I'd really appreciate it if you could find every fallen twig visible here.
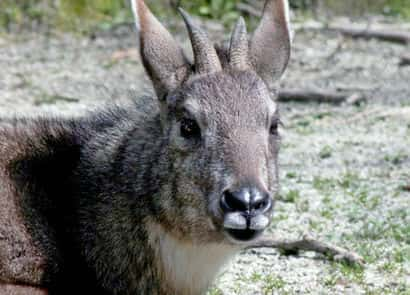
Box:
[278,89,365,105]
[399,54,410,67]
[248,234,365,266]
[329,25,410,45]
[400,185,410,192]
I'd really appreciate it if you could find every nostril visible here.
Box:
[251,193,272,213]
[254,199,266,211]
[221,188,272,213]
[221,190,249,212]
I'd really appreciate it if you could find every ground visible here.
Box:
[0,17,409,295]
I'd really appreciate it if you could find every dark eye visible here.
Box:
[270,119,279,136]
[180,118,201,139]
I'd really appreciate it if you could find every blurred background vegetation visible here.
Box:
[1,0,410,33]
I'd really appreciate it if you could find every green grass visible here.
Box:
[0,0,241,33]
[313,176,337,192]
[262,274,286,294]
[280,189,301,203]
[0,0,133,32]
[207,287,224,295]
[384,0,410,18]
[178,0,240,26]
[319,145,333,159]
[322,261,365,290]
[285,171,297,179]
[384,152,408,165]
[2,0,410,33]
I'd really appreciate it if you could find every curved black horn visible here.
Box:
[229,17,250,70]
[178,8,222,74]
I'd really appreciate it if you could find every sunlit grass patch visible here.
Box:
[262,274,287,295]
[279,189,301,203]
[0,0,134,32]
[318,145,333,159]
[313,176,337,192]
[55,0,132,32]
[207,287,224,295]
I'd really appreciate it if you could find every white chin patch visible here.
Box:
[223,212,247,230]
[249,215,269,231]
[223,213,270,231]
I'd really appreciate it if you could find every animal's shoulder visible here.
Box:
[0,100,156,289]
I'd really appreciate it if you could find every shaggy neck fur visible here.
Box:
[148,222,238,295]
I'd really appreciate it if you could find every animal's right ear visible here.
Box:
[131,0,190,99]
[249,0,291,86]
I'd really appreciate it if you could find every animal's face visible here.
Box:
[164,71,279,243]
[132,0,290,245]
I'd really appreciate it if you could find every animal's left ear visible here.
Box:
[249,0,291,85]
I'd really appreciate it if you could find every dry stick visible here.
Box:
[399,54,410,67]
[248,234,365,266]
[278,89,346,104]
[401,185,410,192]
[277,89,365,104]
[329,25,410,45]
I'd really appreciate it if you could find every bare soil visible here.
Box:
[0,18,409,294]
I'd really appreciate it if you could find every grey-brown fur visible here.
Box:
[0,0,291,294]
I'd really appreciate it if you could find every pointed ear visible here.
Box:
[250,0,291,86]
[131,0,190,98]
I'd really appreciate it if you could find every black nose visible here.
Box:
[221,187,272,214]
